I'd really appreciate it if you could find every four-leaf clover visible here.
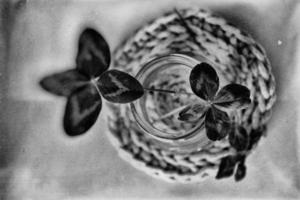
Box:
[178,62,251,141]
[40,28,144,136]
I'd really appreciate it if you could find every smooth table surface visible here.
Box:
[1,0,300,199]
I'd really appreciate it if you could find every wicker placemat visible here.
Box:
[105,8,276,183]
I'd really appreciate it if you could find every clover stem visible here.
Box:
[144,87,206,124]
[143,87,194,96]
[152,104,189,123]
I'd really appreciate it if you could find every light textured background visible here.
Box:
[1,0,300,199]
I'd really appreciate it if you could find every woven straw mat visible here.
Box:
[105,8,276,183]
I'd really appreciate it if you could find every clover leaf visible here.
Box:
[178,63,251,141]
[215,155,237,179]
[40,28,144,136]
[97,70,144,103]
[234,159,247,181]
[76,28,111,78]
[229,126,249,151]
[216,154,247,181]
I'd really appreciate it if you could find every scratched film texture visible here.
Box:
[0,0,300,199]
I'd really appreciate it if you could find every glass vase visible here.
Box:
[131,53,227,153]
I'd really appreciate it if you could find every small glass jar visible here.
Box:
[131,54,224,153]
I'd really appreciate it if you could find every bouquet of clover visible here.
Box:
[40,27,252,181]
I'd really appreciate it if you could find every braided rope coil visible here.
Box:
[105,8,276,183]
